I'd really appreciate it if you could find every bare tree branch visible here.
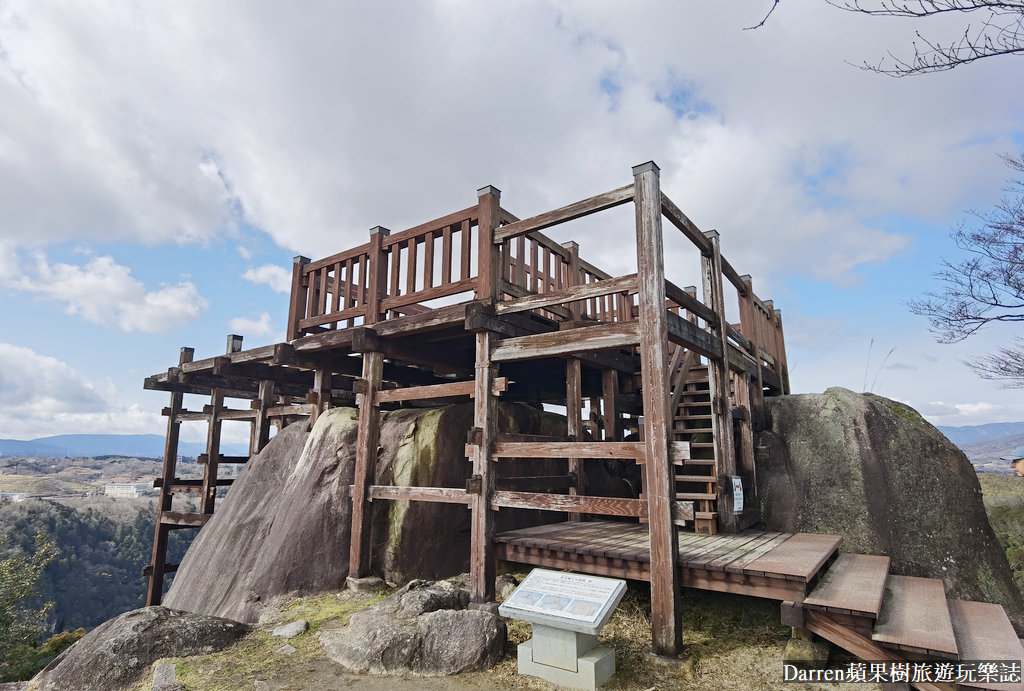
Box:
[745,0,782,30]
[827,0,1024,74]
[910,152,1024,384]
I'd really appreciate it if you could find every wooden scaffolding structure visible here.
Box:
[144,161,791,655]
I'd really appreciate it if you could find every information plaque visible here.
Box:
[499,568,627,636]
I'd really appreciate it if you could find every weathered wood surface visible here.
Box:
[871,575,959,659]
[493,184,633,243]
[947,599,1023,690]
[741,533,841,581]
[803,553,890,617]
[348,350,383,579]
[495,273,637,316]
[490,321,640,362]
[367,485,472,505]
[492,491,648,517]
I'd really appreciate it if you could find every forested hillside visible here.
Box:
[0,498,193,632]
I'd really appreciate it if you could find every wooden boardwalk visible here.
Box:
[495,520,841,602]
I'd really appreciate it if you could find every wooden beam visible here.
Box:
[492,491,647,517]
[566,357,584,522]
[666,311,721,360]
[660,194,711,254]
[665,280,717,325]
[495,273,637,316]
[633,161,682,656]
[159,511,211,528]
[491,321,640,363]
[495,476,576,492]
[373,378,508,403]
[367,485,472,505]
[493,184,633,243]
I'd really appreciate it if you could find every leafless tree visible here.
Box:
[910,153,1024,386]
[748,1,1024,75]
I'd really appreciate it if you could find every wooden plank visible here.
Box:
[871,575,958,659]
[741,533,841,581]
[496,542,651,581]
[492,441,645,460]
[722,532,793,573]
[492,491,647,517]
[803,553,891,617]
[381,277,478,311]
[494,184,633,243]
[382,205,477,249]
[682,531,767,570]
[495,274,638,316]
[947,599,1023,691]
[374,379,474,403]
[368,485,472,505]
[159,511,211,528]
[490,321,640,363]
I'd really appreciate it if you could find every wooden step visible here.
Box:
[674,414,712,421]
[948,599,1023,691]
[676,474,717,483]
[677,458,716,466]
[871,575,958,659]
[803,553,890,618]
[677,492,717,500]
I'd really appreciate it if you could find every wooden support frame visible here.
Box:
[566,358,584,521]
[469,330,498,603]
[348,350,384,581]
[702,230,739,534]
[633,161,682,656]
[146,346,194,606]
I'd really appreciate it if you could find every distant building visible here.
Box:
[0,492,30,502]
[103,482,155,498]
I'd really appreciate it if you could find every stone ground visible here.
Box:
[133,587,881,691]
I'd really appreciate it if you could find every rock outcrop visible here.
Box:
[319,578,506,675]
[756,387,1022,612]
[29,606,248,691]
[163,402,564,623]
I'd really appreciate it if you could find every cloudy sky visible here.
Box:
[1,1,1022,445]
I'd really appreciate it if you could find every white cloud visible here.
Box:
[5,251,208,333]
[241,264,291,294]
[228,311,276,339]
[0,2,1016,288]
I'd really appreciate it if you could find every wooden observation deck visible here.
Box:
[137,160,1024,679]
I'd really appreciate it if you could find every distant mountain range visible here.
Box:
[936,422,1024,447]
[0,434,248,459]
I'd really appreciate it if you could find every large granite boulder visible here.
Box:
[756,387,1022,611]
[163,402,564,623]
[319,578,505,675]
[29,606,248,691]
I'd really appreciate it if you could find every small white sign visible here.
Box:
[498,569,627,635]
[732,476,744,514]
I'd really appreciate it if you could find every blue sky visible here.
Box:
[1,2,1023,446]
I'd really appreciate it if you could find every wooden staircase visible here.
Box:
[791,553,1023,690]
[670,359,720,534]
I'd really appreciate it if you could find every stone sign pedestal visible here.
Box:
[517,624,615,690]
[498,569,627,690]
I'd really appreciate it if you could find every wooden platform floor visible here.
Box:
[495,520,842,602]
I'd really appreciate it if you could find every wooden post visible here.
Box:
[348,348,384,581]
[475,186,501,302]
[566,357,585,521]
[469,330,497,603]
[200,335,239,515]
[601,369,619,442]
[309,367,332,427]
[773,307,791,394]
[701,230,738,534]
[146,346,193,606]
[561,241,582,320]
[739,275,766,429]
[252,379,276,454]
[287,256,310,341]
[632,161,682,656]
[366,227,390,324]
